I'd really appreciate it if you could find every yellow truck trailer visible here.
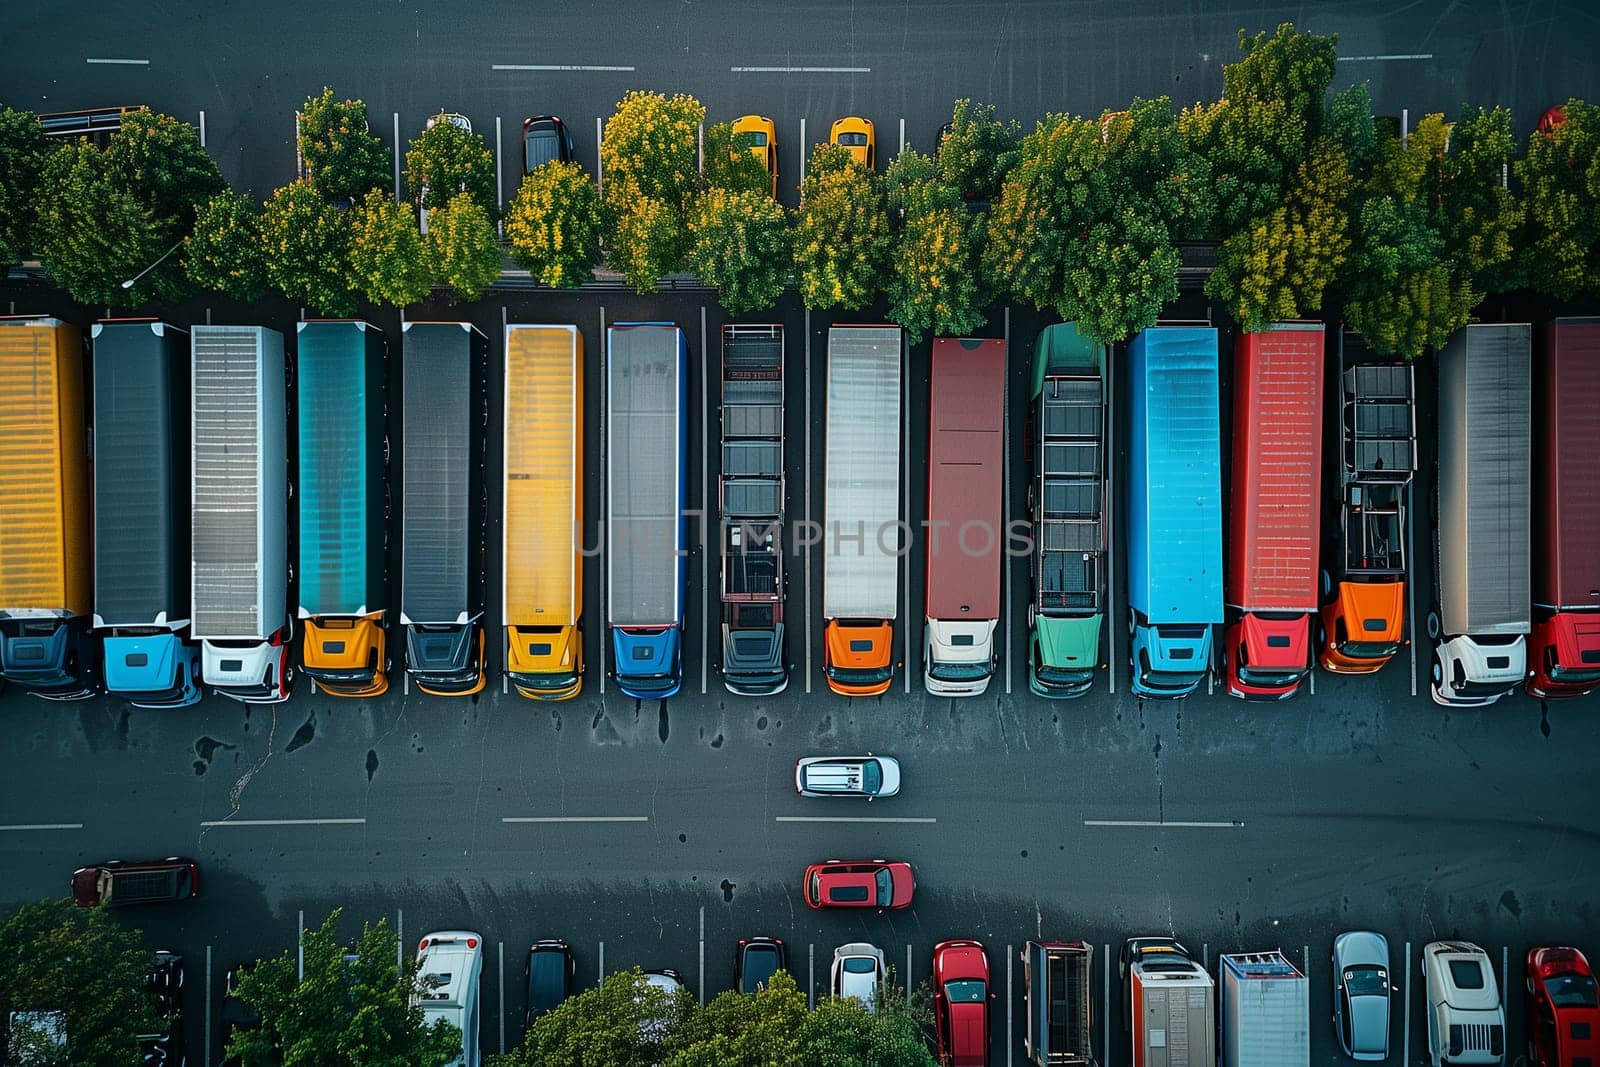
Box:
[503,324,584,699]
[0,316,94,698]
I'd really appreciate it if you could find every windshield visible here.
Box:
[1448,959,1486,989]
[828,664,894,686]
[929,661,992,682]
[1549,664,1600,684]
[843,957,877,974]
[1239,667,1302,687]
[943,979,986,1003]
[1339,639,1400,658]
[1545,972,1598,1008]
[511,671,577,690]
[1036,665,1093,684]
[1344,966,1388,997]
[862,761,882,794]
[875,868,893,906]
[524,130,559,170]
[837,132,868,146]
[745,130,768,146]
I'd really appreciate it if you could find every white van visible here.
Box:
[416,931,483,1067]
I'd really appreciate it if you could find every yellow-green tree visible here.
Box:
[299,88,390,203]
[35,140,165,307]
[884,147,986,342]
[505,160,602,288]
[600,91,705,290]
[187,189,270,302]
[1514,98,1600,300]
[0,106,50,266]
[405,115,496,216]
[689,186,791,315]
[259,178,357,315]
[425,191,501,301]
[702,122,773,197]
[348,188,432,306]
[793,143,889,310]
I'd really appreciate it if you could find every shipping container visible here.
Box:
[1218,951,1309,1067]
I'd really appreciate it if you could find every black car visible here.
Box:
[220,962,262,1065]
[735,936,786,993]
[522,116,575,173]
[141,950,185,1065]
[525,940,576,1024]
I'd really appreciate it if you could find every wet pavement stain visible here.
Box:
[709,734,724,749]
[679,833,687,843]
[1500,889,1522,918]
[756,715,768,730]
[658,705,669,743]
[193,736,235,776]
[365,749,379,782]
[1540,703,1551,737]
[720,879,736,902]
[550,711,562,733]
[284,714,316,753]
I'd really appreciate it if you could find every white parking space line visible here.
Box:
[1006,946,1014,1067]
[598,941,605,983]
[199,110,206,147]
[492,64,636,72]
[1501,945,1509,1012]
[498,942,506,1054]
[902,329,912,695]
[495,116,504,237]
[298,910,305,980]
[1083,819,1242,828]
[775,816,937,824]
[0,823,83,831]
[729,66,871,73]
[397,909,404,974]
[1003,306,1013,695]
[905,944,913,1001]
[1407,481,1418,696]
[392,113,401,201]
[701,305,710,695]
[1101,943,1110,1064]
[699,907,706,1004]
[1107,348,1118,694]
[1337,53,1434,62]
[200,818,365,827]
[804,307,813,693]
[898,118,905,154]
[1404,940,1413,1064]
[808,943,815,1008]
[205,945,213,1066]
[599,305,608,694]
[1203,943,1209,968]
[85,57,149,64]
[502,815,649,823]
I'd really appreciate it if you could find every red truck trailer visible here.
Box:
[1225,323,1324,700]
[923,338,1006,698]
[1528,317,1600,699]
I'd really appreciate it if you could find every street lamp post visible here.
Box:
[120,239,184,290]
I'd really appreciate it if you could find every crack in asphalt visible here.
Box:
[196,704,280,850]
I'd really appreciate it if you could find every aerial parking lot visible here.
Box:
[4,1,1600,1065]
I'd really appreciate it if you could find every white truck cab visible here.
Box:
[1422,941,1505,1065]
[1430,632,1527,707]
[923,620,999,697]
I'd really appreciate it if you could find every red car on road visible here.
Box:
[933,939,991,1066]
[1526,946,1600,1066]
[802,860,914,910]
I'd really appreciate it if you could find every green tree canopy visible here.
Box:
[348,188,432,307]
[661,971,807,1067]
[934,99,1021,201]
[187,188,270,303]
[0,105,51,267]
[406,115,496,216]
[884,147,987,342]
[688,185,791,316]
[492,968,688,1067]
[599,92,705,290]
[1514,97,1600,300]
[259,179,357,315]
[701,122,773,197]
[300,88,391,203]
[425,191,502,301]
[0,898,159,1067]
[35,139,168,307]
[505,160,602,288]
[793,143,889,310]
[106,108,225,229]
[794,990,936,1067]
[225,909,459,1067]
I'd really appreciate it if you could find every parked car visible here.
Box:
[141,949,185,1065]
[1422,940,1505,1066]
[639,969,689,1041]
[732,114,777,197]
[1525,945,1599,1066]
[71,857,198,907]
[735,937,786,993]
[932,940,990,1066]
[803,860,914,910]
[832,943,887,1012]
[522,115,575,173]
[795,754,901,798]
[415,932,483,1067]
[1333,931,1391,1062]
[219,962,261,1065]
[525,940,575,1025]
[830,116,875,169]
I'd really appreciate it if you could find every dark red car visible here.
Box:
[1526,946,1600,1066]
[802,860,914,910]
[933,939,991,1066]
[71,857,198,907]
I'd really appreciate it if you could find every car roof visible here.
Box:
[836,942,884,961]
[1349,993,1388,1054]
[1336,931,1389,969]
[1428,943,1499,1009]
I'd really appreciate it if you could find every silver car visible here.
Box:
[795,755,901,799]
[1333,931,1391,1061]
[831,943,887,1012]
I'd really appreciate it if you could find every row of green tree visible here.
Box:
[0,900,936,1066]
[4,23,1600,352]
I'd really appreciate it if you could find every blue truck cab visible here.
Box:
[1127,325,1223,699]
[100,632,202,707]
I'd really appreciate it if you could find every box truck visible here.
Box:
[925,337,1005,697]
[1428,323,1532,707]
[1218,951,1309,1067]
[1023,940,1096,1065]
[823,325,903,696]
[1121,937,1215,1067]
[191,325,291,703]
[90,320,201,707]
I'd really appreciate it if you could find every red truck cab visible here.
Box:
[1225,612,1311,698]
[1526,946,1600,1066]
[933,940,990,1066]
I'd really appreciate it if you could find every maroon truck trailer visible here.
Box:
[1224,322,1325,700]
[1528,317,1600,699]
[923,337,1006,698]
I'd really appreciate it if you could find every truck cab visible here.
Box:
[203,631,293,704]
[1422,941,1505,1066]
[1429,631,1527,707]
[101,632,201,708]
[302,614,388,697]
[824,621,896,696]
[408,621,486,696]
[506,623,582,700]
[613,627,683,700]
[924,619,999,696]
[1130,618,1212,699]
[0,620,95,699]
[1528,613,1600,699]
[1122,937,1215,1062]
[1029,615,1099,698]
[1225,613,1310,698]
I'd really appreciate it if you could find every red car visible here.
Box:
[1526,946,1600,1066]
[71,857,199,907]
[933,940,990,1066]
[802,860,914,910]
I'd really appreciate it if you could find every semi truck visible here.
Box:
[296,320,389,698]
[823,325,903,697]
[1429,322,1532,707]
[719,324,787,696]
[1027,323,1107,699]
[1218,951,1309,1067]
[0,316,94,699]
[1122,937,1215,1067]
[505,324,585,700]
[400,322,488,696]
[1022,940,1096,1065]
[1317,331,1416,674]
[925,337,1005,697]
[1528,317,1600,699]
[1127,325,1222,699]
[191,325,291,704]
[607,322,686,699]
[1224,323,1324,700]
[90,320,201,708]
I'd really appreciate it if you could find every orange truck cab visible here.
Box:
[824,621,896,697]
[1318,334,1415,675]
[295,321,390,698]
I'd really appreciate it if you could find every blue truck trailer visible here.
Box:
[1127,325,1223,699]
[606,323,688,699]
[91,320,202,707]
